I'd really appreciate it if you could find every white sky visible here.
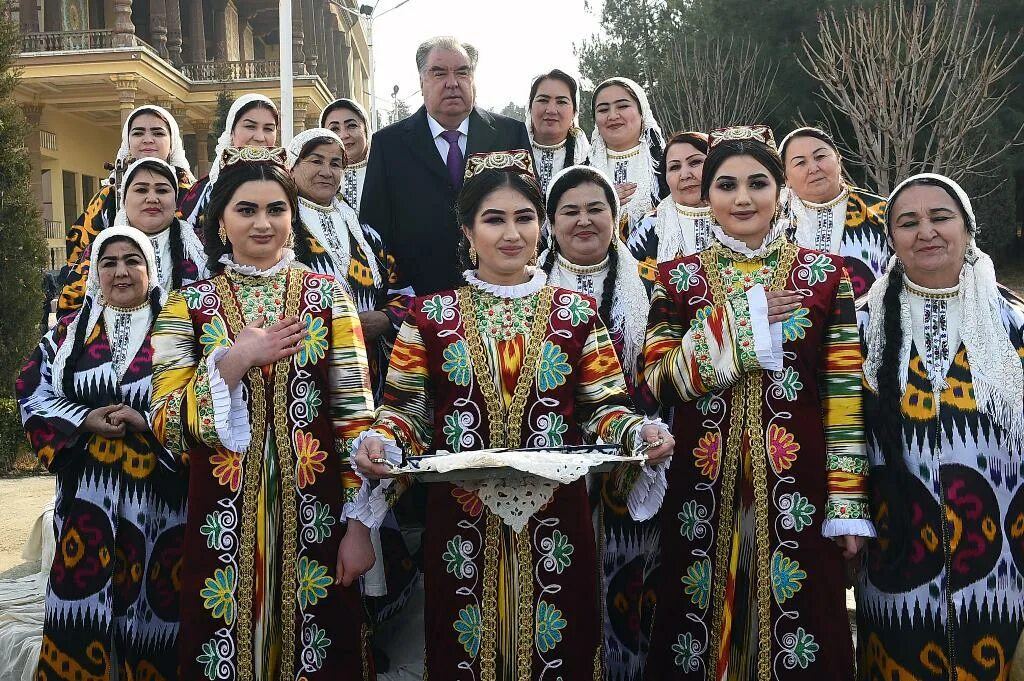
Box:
[367,0,603,119]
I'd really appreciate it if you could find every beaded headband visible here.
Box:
[463,149,536,181]
[221,145,288,169]
[708,125,777,151]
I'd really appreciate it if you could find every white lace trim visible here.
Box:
[101,306,152,381]
[822,518,876,539]
[207,346,251,453]
[219,249,296,277]
[348,430,403,527]
[655,197,711,260]
[710,218,790,259]
[791,186,849,254]
[745,284,783,371]
[463,267,546,298]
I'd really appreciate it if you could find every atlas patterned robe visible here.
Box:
[642,238,869,680]
[366,284,649,680]
[150,267,376,680]
[176,174,212,233]
[855,287,1024,681]
[64,168,194,268]
[788,187,890,298]
[16,312,187,681]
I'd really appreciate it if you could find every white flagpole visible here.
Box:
[279,0,294,145]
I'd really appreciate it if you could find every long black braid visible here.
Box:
[562,133,578,172]
[290,214,315,266]
[168,218,186,290]
[597,243,618,330]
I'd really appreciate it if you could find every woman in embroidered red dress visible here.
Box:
[351,150,674,681]
[641,126,872,680]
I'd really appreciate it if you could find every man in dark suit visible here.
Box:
[360,36,531,295]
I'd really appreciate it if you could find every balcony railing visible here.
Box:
[181,60,280,82]
[39,130,57,152]
[22,29,117,52]
[44,220,64,241]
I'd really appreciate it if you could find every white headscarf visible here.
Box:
[208,94,279,185]
[526,71,591,166]
[50,226,160,397]
[110,104,191,186]
[539,165,649,377]
[286,128,382,288]
[863,173,1023,451]
[319,98,373,135]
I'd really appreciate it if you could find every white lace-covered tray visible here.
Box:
[391,444,648,483]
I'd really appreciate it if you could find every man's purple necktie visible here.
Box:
[441,129,464,189]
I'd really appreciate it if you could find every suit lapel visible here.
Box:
[466,108,498,156]
[402,107,451,186]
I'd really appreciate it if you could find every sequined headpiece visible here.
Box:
[463,149,535,181]
[708,125,777,151]
[221,145,288,169]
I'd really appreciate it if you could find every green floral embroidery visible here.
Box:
[695,392,719,416]
[562,293,596,326]
[798,253,836,286]
[297,556,332,609]
[669,263,695,292]
[442,340,472,387]
[540,413,568,446]
[681,559,712,610]
[196,639,222,680]
[200,566,236,625]
[454,605,482,657]
[772,366,804,401]
[781,493,816,533]
[537,341,571,392]
[672,632,701,671]
[536,600,567,653]
[677,500,710,542]
[422,294,456,324]
[307,501,336,543]
[772,552,807,604]
[300,384,322,421]
[783,627,819,669]
[689,305,715,332]
[782,307,812,342]
[297,313,329,367]
[442,535,472,579]
[182,287,205,310]
[303,623,332,670]
[199,316,231,352]
[443,411,471,450]
[541,530,574,574]
[199,512,224,550]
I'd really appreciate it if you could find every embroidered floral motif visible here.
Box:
[197,638,223,680]
[297,556,332,609]
[779,492,816,533]
[538,412,569,446]
[422,294,457,324]
[536,600,567,653]
[693,431,721,480]
[454,605,482,657]
[540,529,574,574]
[770,366,804,401]
[295,430,328,489]
[210,450,243,492]
[452,487,483,517]
[297,314,328,367]
[772,552,807,604]
[537,341,572,392]
[781,627,819,669]
[443,411,474,451]
[199,512,225,549]
[672,632,701,671]
[689,305,715,332]
[199,316,231,351]
[696,392,720,416]
[473,290,536,340]
[782,307,812,342]
[797,252,836,286]
[681,559,712,610]
[669,263,696,293]
[305,501,336,543]
[182,285,206,310]
[678,500,711,542]
[302,623,332,670]
[442,535,475,579]
[200,566,236,625]
[768,423,800,473]
[442,340,472,386]
[559,292,596,326]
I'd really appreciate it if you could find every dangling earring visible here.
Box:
[218,224,228,245]
[469,245,478,267]
[708,211,720,227]
[285,231,295,249]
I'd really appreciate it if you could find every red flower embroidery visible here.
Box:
[295,430,328,489]
[452,487,483,517]
[211,450,242,492]
[693,432,721,481]
[768,423,800,474]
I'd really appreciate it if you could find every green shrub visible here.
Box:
[0,398,28,473]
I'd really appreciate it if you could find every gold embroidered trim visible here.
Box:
[903,276,960,300]
[480,513,501,681]
[606,143,643,160]
[516,525,534,681]
[347,157,368,170]
[531,137,567,152]
[701,240,797,680]
[214,273,265,681]
[674,202,710,220]
[299,196,335,214]
[555,253,610,276]
[274,269,303,681]
[593,646,603,680]
[360,622,371,680]
[800,184,849,211]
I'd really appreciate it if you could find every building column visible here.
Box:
[189,0,207,62]
[293,98,309,138]
[20,0,39,33]
[337,30,352,97]
[325,25,338,94]
[150,0,169,58]
[22,103,44,216]
[299,0,314,75]
[316,1,328,78]
[166,0,183,65]
[111,74,139,125]
[212,0,227,60]
[113,0,136,47]
[191,119,211,176]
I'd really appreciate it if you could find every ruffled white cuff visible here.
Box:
[345,430,403,528]
[208,347,250,453]
[627,417,672,521]
[746,284,783,371]
[821,518,876,538]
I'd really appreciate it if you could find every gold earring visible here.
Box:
[218,225,228,245]
[469,245,478,266]
[285,231,295,249]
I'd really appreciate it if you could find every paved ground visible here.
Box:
[0,475,53,579]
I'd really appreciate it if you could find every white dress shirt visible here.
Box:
[427,113,469,161]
